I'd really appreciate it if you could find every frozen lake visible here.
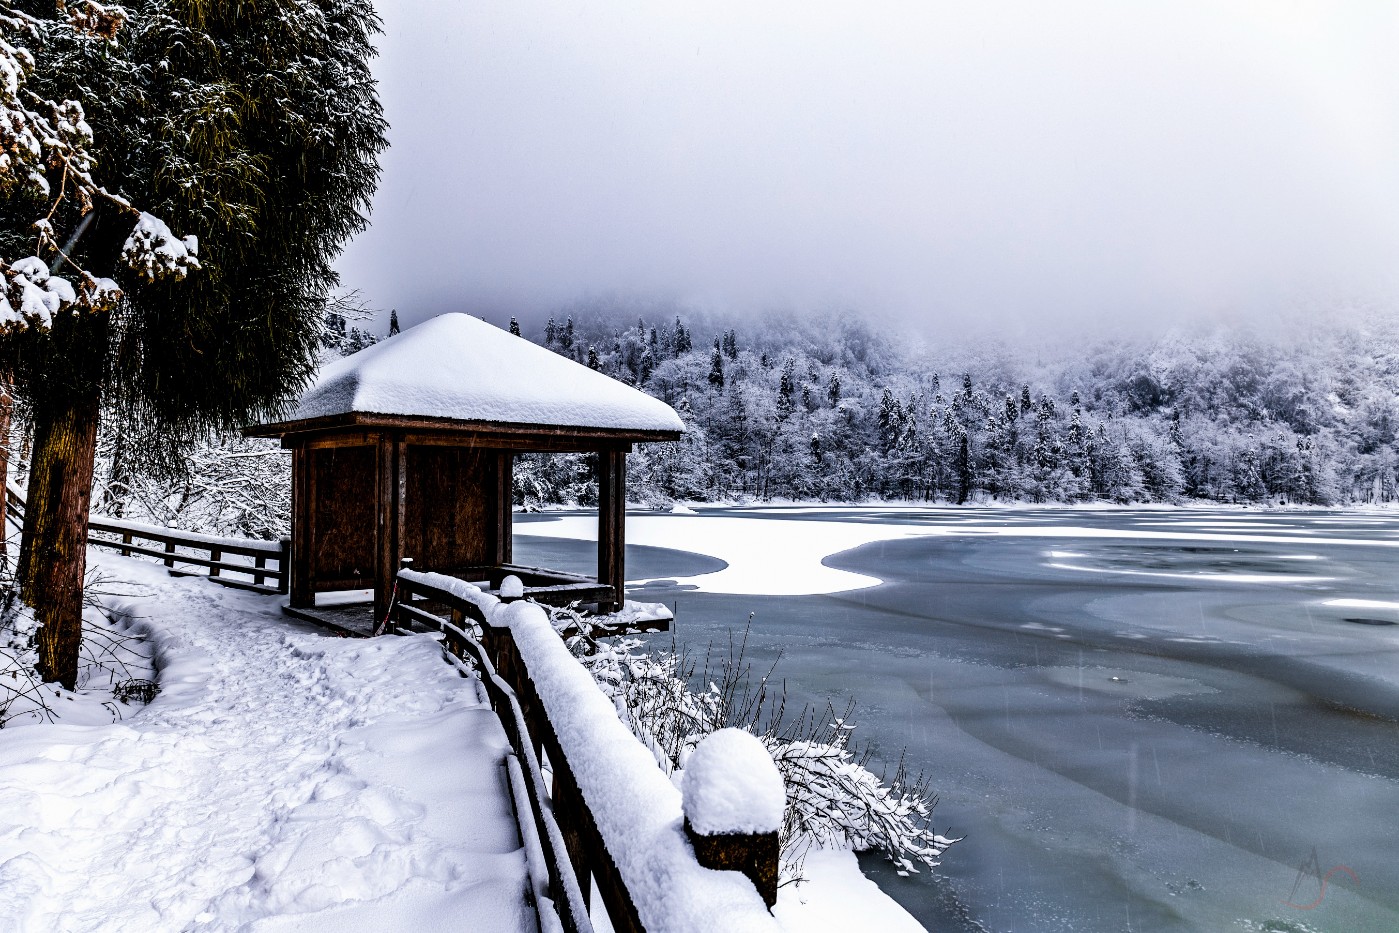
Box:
[516,507,1399,932]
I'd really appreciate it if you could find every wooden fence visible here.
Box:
[4,484,289,594]
[392,571,780,933]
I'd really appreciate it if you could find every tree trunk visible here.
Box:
[19,385,102,689]
[0,373,11,566]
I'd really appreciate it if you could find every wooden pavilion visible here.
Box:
[246,313,684,621]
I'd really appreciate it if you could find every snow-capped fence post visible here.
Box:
[681,728,785,909]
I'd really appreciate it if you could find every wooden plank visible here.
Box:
[245,411,678,445]
[303,432,378,450]
[89,538,268,576]
[86,520,280,557]
[209,547,221,577]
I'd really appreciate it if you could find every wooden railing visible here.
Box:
[392,570,781,933]
[5,483,290,594]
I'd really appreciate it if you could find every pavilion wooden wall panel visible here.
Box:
[309,444,377,591]
[401,445,494,573]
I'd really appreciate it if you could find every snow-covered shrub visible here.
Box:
[547,603,959,883]
[0,569,154,727]
[0,581,45,727]
[94,433,291,540]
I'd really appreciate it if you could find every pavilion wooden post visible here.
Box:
[494,451,513,566]
[374,431,407,622]
[597,448,626,613]
[289,442,314,608]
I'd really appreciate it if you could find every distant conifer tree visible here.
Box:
[708,340,725,389]
[509,316,521,337]
[545,317,558,345]
[777,359,797,419]
[587,345,600,369]
[956,430,972,504]
[672,316,692,355]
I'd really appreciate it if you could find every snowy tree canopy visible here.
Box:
[0,0,386,475]
[0,2,198,333]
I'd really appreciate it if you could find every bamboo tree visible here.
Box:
[1,1,385,687]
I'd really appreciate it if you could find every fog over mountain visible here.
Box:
[336,1,1399,337]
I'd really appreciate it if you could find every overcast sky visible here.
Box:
[334,1,1399,337]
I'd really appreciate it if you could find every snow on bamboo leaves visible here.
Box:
[0,3,198,333]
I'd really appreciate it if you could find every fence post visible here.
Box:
[163,540,176,568]
[254,554,266,586]
[681,729,784,909]
[121,532,132,557]
[277,538,291,594]
[209,547,221,578]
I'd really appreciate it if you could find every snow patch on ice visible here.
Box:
[520,510,1399,597]
[1323,598,1399,612]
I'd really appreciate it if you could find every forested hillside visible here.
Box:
[71,305,1399,539]
[516,306,1399,510]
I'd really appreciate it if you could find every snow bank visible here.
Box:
[772,849,926,933]
[286,313,684,433]
[0,556,531,931]
[682,729,786,836]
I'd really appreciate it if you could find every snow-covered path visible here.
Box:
[0,555,532,932]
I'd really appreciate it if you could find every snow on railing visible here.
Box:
[394,568,783,933]
[5,482,289,593]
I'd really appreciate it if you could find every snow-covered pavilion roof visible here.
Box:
[250,313,684,438]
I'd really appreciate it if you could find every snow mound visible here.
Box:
[682,728,786,836]
[284,313,684,433]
